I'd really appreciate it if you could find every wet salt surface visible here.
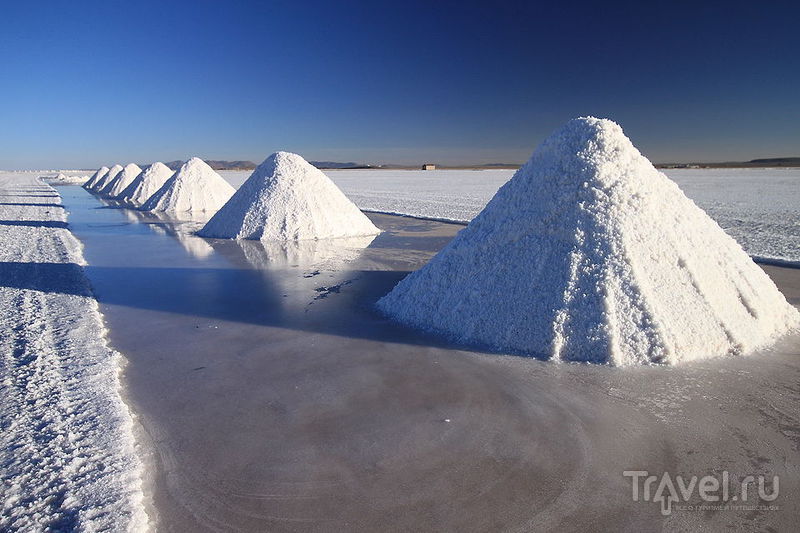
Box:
[59,185,800,531]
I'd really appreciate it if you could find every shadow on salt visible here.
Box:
[206,234,379,310]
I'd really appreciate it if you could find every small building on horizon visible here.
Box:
[422,163,436,170]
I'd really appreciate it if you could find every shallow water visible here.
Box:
[59,185,800,532]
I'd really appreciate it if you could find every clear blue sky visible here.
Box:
[1,0,798,169]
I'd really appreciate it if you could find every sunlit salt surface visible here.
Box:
[224,166,799,263]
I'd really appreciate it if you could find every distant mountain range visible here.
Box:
[160,160,375,171]
[150,156,800,173]
[163,160,257,171]
[308,161,376,169]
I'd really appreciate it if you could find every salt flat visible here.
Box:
[56,184,800,532]
[219,167,800,264]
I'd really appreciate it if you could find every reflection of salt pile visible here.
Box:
[117,162,174,207]
[100,163,142,198]
[84,166,110,190]
[198,151,380,241]
[139,210,216,259]
[378,117,800,366]
[142,157,234,213]
[237,234,377,270]
[232,235,377,308]
[90,164,122,193]
[174,230,215,259]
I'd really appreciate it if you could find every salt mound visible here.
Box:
[99,163,142,198]
[198,151,380,241]
[91,164,123,193]
[84,166,109,190]
[49,173,87,185]
[141,157,234,213]
[117,162,174,207]
[378,117,799,366]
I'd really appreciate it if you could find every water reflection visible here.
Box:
[128,209,216,260]
[236,234,377,270]
[198,235,377,309]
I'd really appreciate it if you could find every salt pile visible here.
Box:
[83,166,109,190]
[91,164,123,193]
[99,163,142,198]
[48,173,87,185]
[378,117,799,365]
[198,151,380,241]
[141,157,234,213]
[117,162,174,207]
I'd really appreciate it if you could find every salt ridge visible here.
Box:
[0,173,148,530]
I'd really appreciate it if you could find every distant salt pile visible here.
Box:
[99,163,142,198]
[117,162,174,207]
[83,166,109,190]
[198,151,380,241]
[48,173,87,185]
[141,157,234,213]
[378,117,799,366]
[91,164,123,193]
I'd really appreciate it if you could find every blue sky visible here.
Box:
[1,0,798,168]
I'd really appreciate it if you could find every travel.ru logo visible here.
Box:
[623,471,779,516]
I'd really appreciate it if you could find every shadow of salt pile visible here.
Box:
[237,235,378,270]
[0,262,91,296]
[0,220,69,229]
[207,235,380,309]
[0,203,64,209]
[79,261,436,346]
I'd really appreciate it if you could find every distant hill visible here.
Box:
[658,157,800,169]
[158,160,376,171]
[309,161,375,169]
[748,157,800,166]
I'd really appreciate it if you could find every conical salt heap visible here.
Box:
[83,166,109,190]
[117,162,174,207]
[377,117,799,365]
[90,163,122,193]
[198,151,380,241]
[142,157,234,213]
[100,163,142,197]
